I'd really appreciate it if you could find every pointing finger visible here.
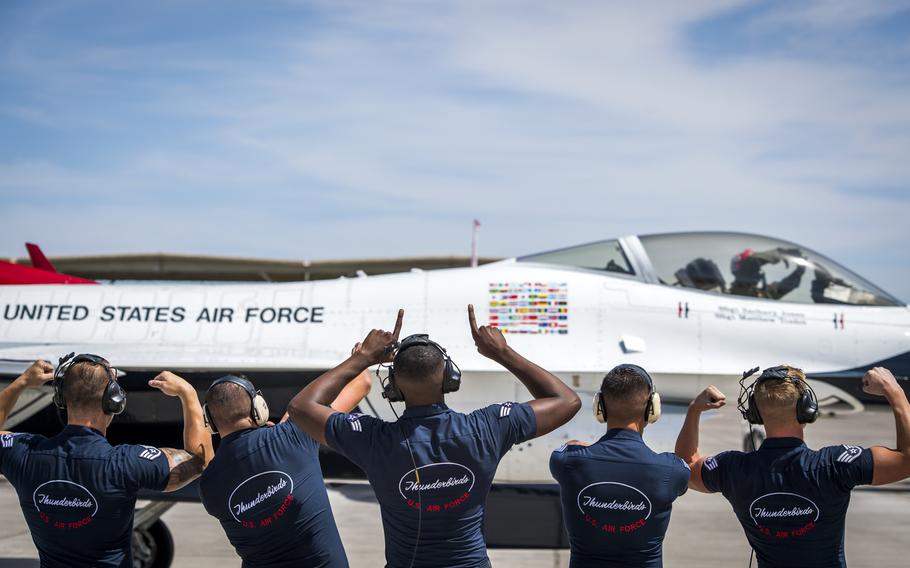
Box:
[468,304,479,335]
[392,309,404,341]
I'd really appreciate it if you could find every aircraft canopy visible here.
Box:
[519,232,902,306]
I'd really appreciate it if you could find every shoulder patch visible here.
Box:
[676,456,691,470]
[346,413,363,432]
[498,402,514,418]
[836,445,863,464]
[554,443,567,453]
[704,456,719,471]
[138,445,162,461]
[1,432,23,448]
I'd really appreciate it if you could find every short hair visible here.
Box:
[754,366,806,420]
[62,361,112,412]
[600,366,651,422]
[394,345,444,383]
[206,382,253,428]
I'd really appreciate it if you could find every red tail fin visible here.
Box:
[26,243,55,272]
[0,243,96,285]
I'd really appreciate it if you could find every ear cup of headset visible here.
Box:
[53,384,66,410]
[441,358,461,394]
[592,393,606,424]
[251,393,270,426]
[796,384,819,424]
[646,392,662,424]
[203,404,218,435]
[102,380,127,415]
[746,393,763,425]
[52,353,75,410]
[382,367,406,403]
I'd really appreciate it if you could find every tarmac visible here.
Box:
[2,404,908,567]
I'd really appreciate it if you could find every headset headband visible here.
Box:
[55,353,115,382]
[745,366,810,395]
[206,374,258,402]
[606,364,654,394]
[394,334,446,360]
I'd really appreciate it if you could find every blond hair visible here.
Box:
[754,365,806,420]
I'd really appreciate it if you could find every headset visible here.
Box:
[53,353,126,416]
[203,374,270,435]
[381,334,461,403]
[737,365,818,425]
[593,364,661,425]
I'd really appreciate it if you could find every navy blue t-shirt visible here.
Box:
[325,402,537,568]
[701,438,874,568]
[0,426,170,568]
[549,429,689,568]
[199,420,348,568]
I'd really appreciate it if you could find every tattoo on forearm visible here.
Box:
[160,448,204,491]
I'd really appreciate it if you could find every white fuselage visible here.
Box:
[2,259,908,481]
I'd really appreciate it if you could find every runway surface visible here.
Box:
[2,404,908,567]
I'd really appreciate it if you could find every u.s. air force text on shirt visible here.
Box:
[701,438,874,568]
[199,420,348,568]
[0,427,169,568]
[549,429,689,568]
[325,402,537,568]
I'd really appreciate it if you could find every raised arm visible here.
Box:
[467,304,580,437]
[288,309,403,445]
[0,360,54,433]
[330,369,373,413]
[148,371,214,492]
[864,367,910,486]
[675,385,726,493]
[279,369,373,423]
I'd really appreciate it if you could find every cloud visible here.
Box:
[0,1,908,300]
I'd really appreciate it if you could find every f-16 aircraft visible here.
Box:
[1,232,907,566]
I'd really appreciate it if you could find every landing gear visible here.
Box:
[132,501,175,568]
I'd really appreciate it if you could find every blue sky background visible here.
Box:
[1,1,908,300]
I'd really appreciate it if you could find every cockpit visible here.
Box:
[517,232,902,306]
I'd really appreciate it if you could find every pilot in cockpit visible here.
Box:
[729,247,806,300]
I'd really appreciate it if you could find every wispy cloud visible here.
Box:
[0,1,908,299]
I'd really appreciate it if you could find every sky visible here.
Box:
[1,1,908,300]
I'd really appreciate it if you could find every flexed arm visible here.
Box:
[467,304,580,436]
[0,360,54,433]
[675,385,726,492]
[288,310,403,445]
[149,371,214,491]
[279,369,373,423]
[864,368,910,486]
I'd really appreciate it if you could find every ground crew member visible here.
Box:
[0,355,212,568]
[288,306,581,568]
[675,365,910,567]
[198,370,371,568]
[550,364,689,567]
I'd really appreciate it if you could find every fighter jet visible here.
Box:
[1,232,907,564]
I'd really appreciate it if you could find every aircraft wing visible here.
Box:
[0,343,343,374]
